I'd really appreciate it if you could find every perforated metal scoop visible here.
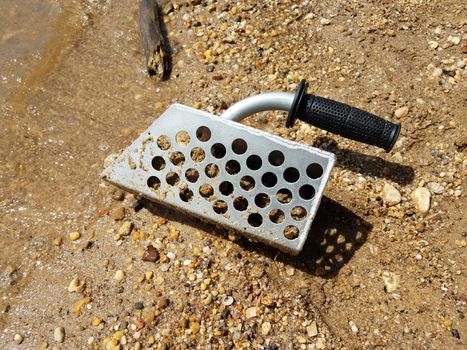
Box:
[102,103,334,254]
[102,80,400,254]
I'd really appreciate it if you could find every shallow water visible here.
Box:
[0,0,88,102]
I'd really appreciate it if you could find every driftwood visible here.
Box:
[139,0,170,79]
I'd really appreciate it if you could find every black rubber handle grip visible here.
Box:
[287,81,401,152]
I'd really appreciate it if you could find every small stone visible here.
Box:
[142,245,159,262]
[190,321,200,334]
[261,321,272,335]
[114,270,125,282]
[54,327,65,343]
[414,222,426,233]
[451,328,460,339]
[320,18,331,25]
[428,182,444,194]
[286,267,295,276]
[143,310,155,324]
[428,40,439,49]
[306,321,318,337]
[335,25,347,33]
[111,189,125,201]
[348,321,359,333]
[394,106,409,118]
[158,297,170,309]
[14,334,23,345]
[118,221,133,237]
[6,264,16,274]
[135,302,144,310]
[382,183,401,206]
[221,295,234,306]
[69,231,81,241]
[432,68,443,77]
[448,36,461,45]
[261,295,276,307]
[72,297,91,316]
[111,207,125,220]
[411,187,431,214]
[135,319,145,329]
[382,271,400,293]
[68,276,85,293]
[245,306,257,318]
[296,335,307,344]
[206,65,215,72]
[53,237,63,246]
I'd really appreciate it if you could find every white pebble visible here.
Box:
[411,187,431,214]
[320,18,331,25]
[167,252,176,260]
[394,106,409,118]
[382,183,401,206]
[348,320,359,333]
[428,41,439,50]
[448,36,461,45]
[261,321,272,335]
[382,271,400,293]
[54,327,65,343]
[221,295,234,306]
[114,270,125,282]
[432,68,443,77]
[245,306,257,318]
[307,321,319,337]
[14,334,23,345]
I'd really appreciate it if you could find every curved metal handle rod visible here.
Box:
[221,92,294,122]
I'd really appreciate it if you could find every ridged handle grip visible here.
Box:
[287,81,401,152]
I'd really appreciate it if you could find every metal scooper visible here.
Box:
[102,80,400,254]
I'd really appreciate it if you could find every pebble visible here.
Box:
[382,271,400,293]
[411,187,431,214]
[245,306,257,318]
[188,321,199,335]
[135,302,144,310]
[261,321,272,335]
[14,334,23,345]
[348,321,359,333]
[428,182,444,194]
[142,245,159,262]
[428,40,439,49]
[382,183,401,206]
[432,68,443,77]
[394,106,409,118]
[307,321,318,337]
[221,295,234,306]
[54,327,65,343]
[117,221,133,237]
[448,36,461,45]
[68,276,84,293]
[206,65,215,72]
[114,270,125,282]
[158,297,170,309]
[320,18,331,25]
[69,231,81,241]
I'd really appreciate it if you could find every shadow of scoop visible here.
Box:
[312,136,415,186]
[294,197,373,278]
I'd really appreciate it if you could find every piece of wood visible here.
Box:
[139,0,169,79]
